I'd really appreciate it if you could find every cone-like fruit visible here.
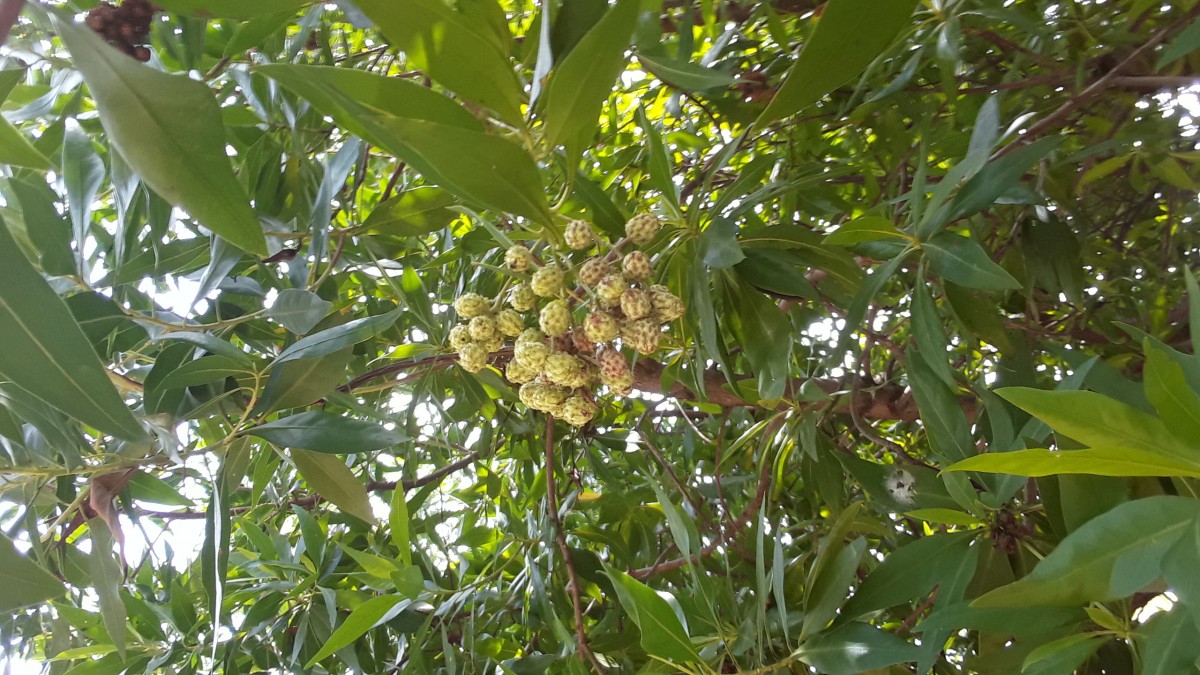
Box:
[622,251,653,282]
[621,288,652,321]
[622,319,660,354]
[584,311,620,343]
[449,325,473,350]
[564,219,593,250]
[539,299,572,336]
[454,292,490,318]
[625,214,660,245]
[481,333,505,353]
[544,353,587,387]
[505,358,538,384]
[469,315,498,342]
[578,258,613,286]
[602,369,634,396]
[516,328,546,346]
[510,283,537,312]
[596,345,629,381]
[458,343,488,372]
[560,395,597,427]
[505,245,534,272]
[496,309,525,337]
[649,285,685,323]
[596,274,627,307]
[571,326,595,354]
[531,264,565,297]
[514,340,551,369]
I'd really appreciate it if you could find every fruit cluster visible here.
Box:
[85,0,156,62]
[448,214,684,427]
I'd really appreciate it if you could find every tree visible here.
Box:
[2,0,1200,672]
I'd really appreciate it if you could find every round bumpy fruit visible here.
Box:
[560,395,597,427]
[539,299,572,336]
[496,309,525,337]
[622,319,661,355]
[531,264,565,297]
[457,343,489,372]
[584,311,620,343]
[544,353,587,387]
[454,292,490,319]
[505,358,538,384]
[625,213,660,245]
[510,283,537,312]
[514,340,550,369]
[602,369,634,396]
[481,333,505,354]
[520,383,569,414]
[516,328,546,346]
[621,288,652,321]
[571,327,595,355]
[596,346,629,380]
[649,285,685,323]
[578,257,613,286]
[448,325,473,350]
[469,315,498,342]
[564,219,593,250]
[505,245,534,272]
[596,274,627,307]
[622,251,653,282]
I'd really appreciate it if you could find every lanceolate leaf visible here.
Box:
[0,533,65,612]
[945,446,1200,478]
[0,116,52,170]
[923,232,1020,290]
[0,220,144,440]
[843,533,974,618]
[52,14,266,255]
[606,569,701,663]
[289,449,376,522]
[794,623,919,675]
[305,595,408,666]
[757,0,920,125]
[274,309,400,364]
[248,410,409,453]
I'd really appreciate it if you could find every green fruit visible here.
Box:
[620,288,652,320]
[622,251,653,281]
[622,318,660,355]
[625,213,660,245]
[506,244,534,272]
[516,328,546,346]
[601,369,634,397]
[539,299,572,336]
[448,325,473,350]
[564,219,593,250]
[458,343,489,372]
[544,353,587,387]
[596,345,629,380]
[469,315,498,341]
[510,283,537,312]
[514,340,550,369]
[578,257,613,286]
[559,394,597,427]
[454,292,491,318]
[505,358,538,384]
[649,285,685,323]
[584,311,620,343]
[497,309,525,337]
[531,264,565,297]
[596,274,627,307]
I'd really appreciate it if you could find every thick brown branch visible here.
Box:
[0,0,25,47]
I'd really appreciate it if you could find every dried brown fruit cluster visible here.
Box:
[85,0,157,62]
[448,214,684,427]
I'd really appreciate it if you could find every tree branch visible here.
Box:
[0,0,25,47]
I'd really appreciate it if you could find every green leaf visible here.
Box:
[916,603,1086,636]
[0,533,65,612]
[89,519,127,657]
[540,0,639,148]
[0,116,52,170]
[390,486,413,567]
[636,106,680,214]
[1021,633,1106,675]
[52,14,266,256]
[363,188,458,237]
[794,623,920,675]
[289,449,376,522]
[757,0,920,125]
[0,220,144,440]
[945,138,1061,224]
[1144,343,1200,444]
[734,249,819,300]
[154,0,311,18]
[802,537,866,636]
[274,309,400,364]
[267,290,333,336]
[973,496,1200,607]
[606,569,701,663]
[911,281,958,388]
[637,52,736,91]
[157,355,249,390]
[1139,606,1200,675]
[945,446,1200,478]
[353,0,524,123]
[154,332,251,365]
[997,387,1200,461]
[305,594,408,667]
[254,64,482,132]
[924,232,1020,290]
[907,351,974,463]
[701,217,745,268]
[1163,518,1200,633]
[249,410,408,453]
[823,217,908,245]
[843,533,974,618]
[725,277,792,401]
[255,349,353,414]
[126,471,194,507]
[1157,16,1200,68]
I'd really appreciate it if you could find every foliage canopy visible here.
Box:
[3,0,1200,673]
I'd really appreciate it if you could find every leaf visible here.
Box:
[305,594,409,666]
[1139,606,1200,675]
[156,355,247,390]
[390,486,413,567]
[153,331,251,365]
[289,449,376,522]
[911,281,958,388]
[154,0,311,18]
[916,603,1086,636]
[0,116,52,169]
[606,569,701,663]
[945,137,1061,224]
[254,64,482,132]
[997,387,1200,461]
[973,496,1200,607]
[63,124,104,270]
[540,0,639,148]
[757,0,920,125]
[945,446,1200,478]
[268,289,333,336]
[907,351,974,463]
[255,349,353,414]
[1157,16,1200,68]
[89,519,127,657]
[1144,343,1200,444]
[0,533,65,612]
[52,14,266,255]
[1021,633,1106,675]
[249,410,409,453]
[823,216,908,245]
[1163,518,1200,632]
[924,232,1020,290]
[793,623,920,675]
[0,219,144,440]
[701,217,745,268]
[637,52,736,91]
[725,277,792,401]
[363,188,458,237]
[734,249,819,300]
[353,0,524,123]
[802,537,865,636]
[126,471,193,507]
[274,309,399,364]
[636,106,680,213]
[843,533,974,618]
